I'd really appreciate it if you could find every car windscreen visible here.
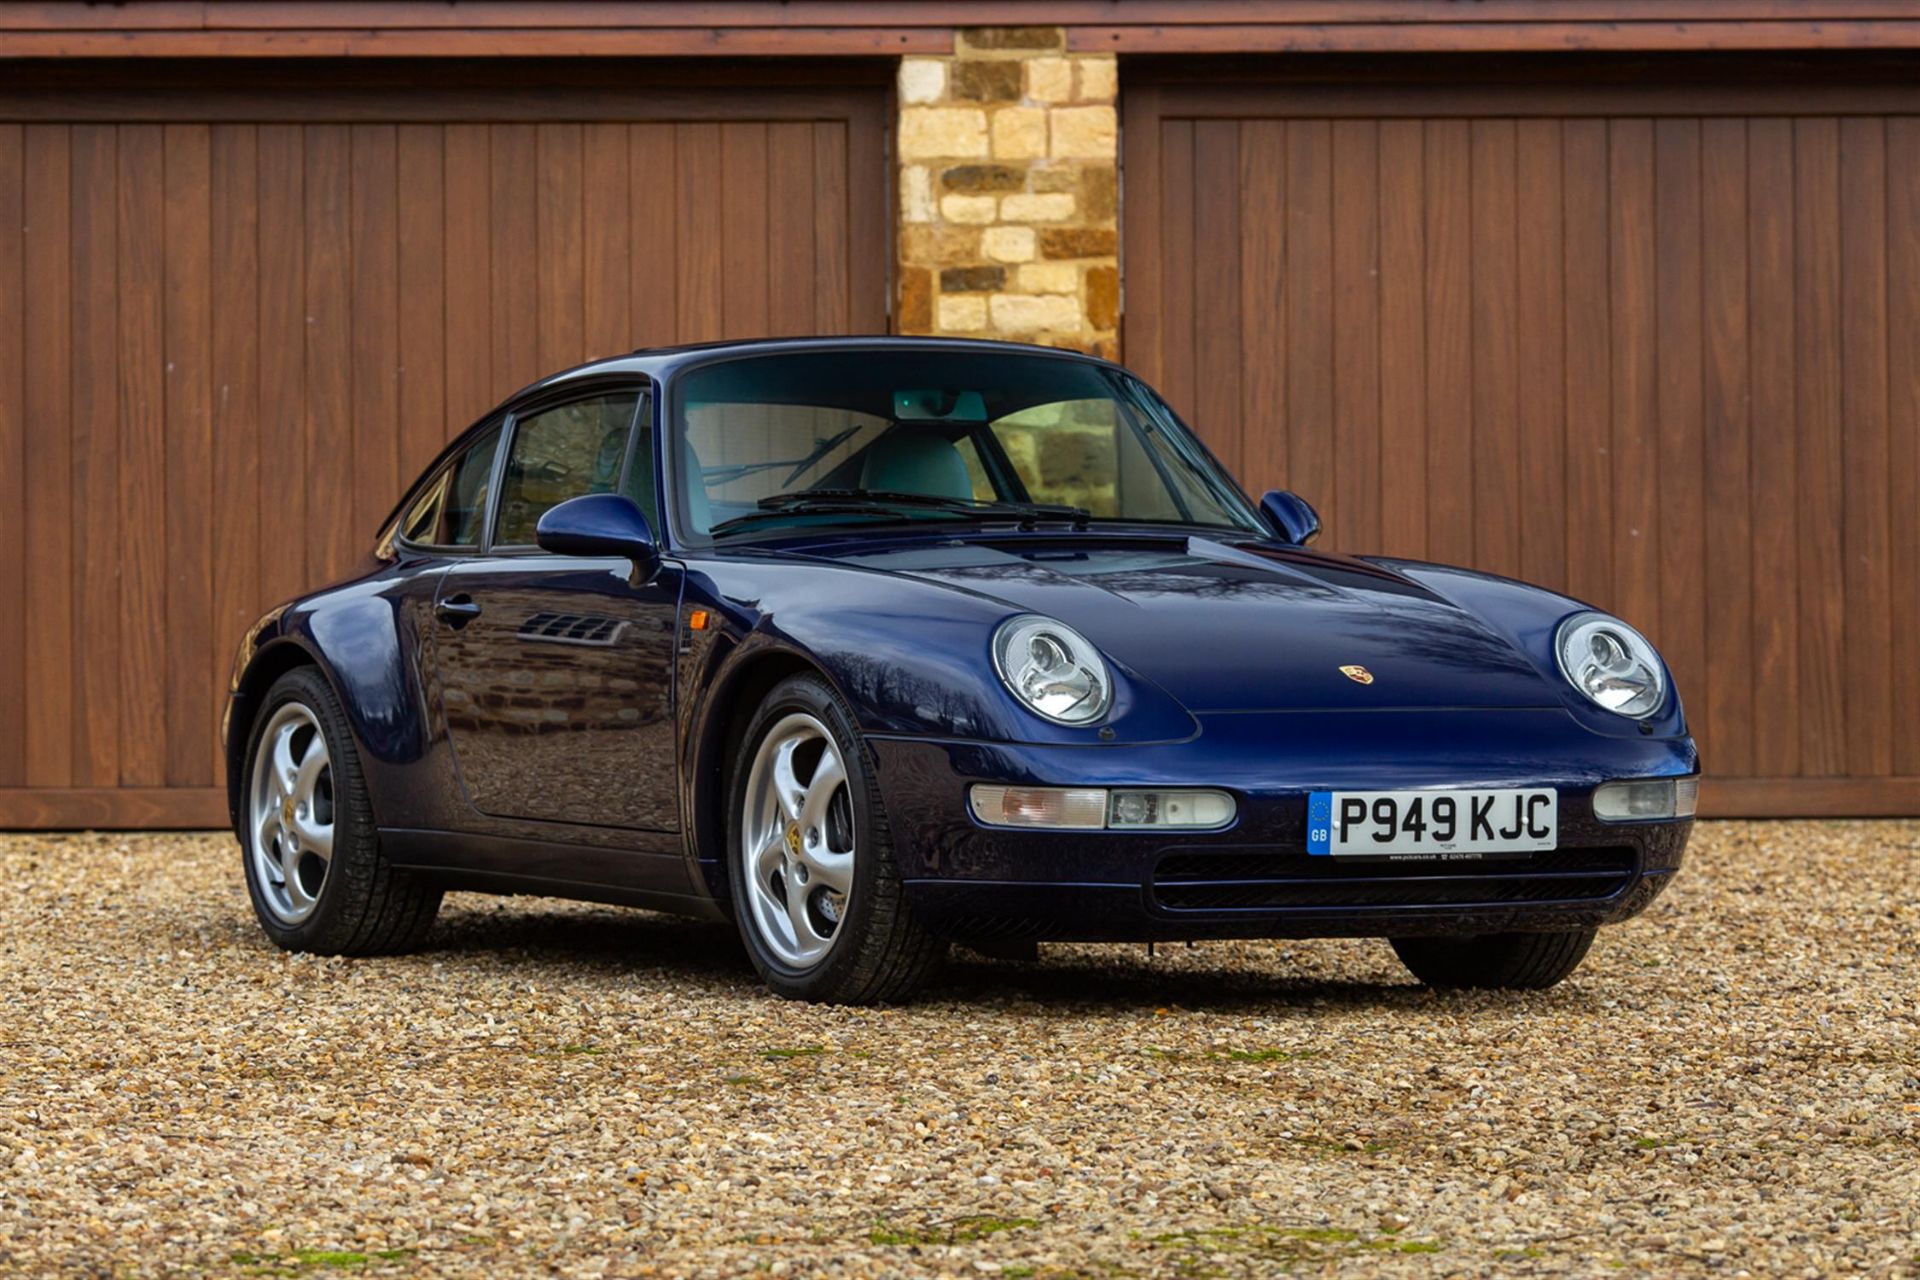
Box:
[669,350,1265,543]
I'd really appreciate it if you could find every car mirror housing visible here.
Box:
[536,493,661,579]
[1259,490,1321,545]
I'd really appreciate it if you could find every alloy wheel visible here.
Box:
[739,712,856,968]
[248,702,336,925]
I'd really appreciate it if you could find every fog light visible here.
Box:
[1108,789,1236,830]
[969,785,1107,829]
[1593,777,1699,822]
[969,785,1237,830]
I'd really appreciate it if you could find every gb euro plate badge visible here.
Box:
[1307,788,1557,859]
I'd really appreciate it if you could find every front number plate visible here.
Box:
[1307,789,1557,859]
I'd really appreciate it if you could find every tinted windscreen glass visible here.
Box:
[672,351,1262,540]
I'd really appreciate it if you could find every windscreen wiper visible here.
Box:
[708,489,1091,536]
[697,425,866,487]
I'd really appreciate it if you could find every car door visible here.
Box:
[430,384,684,833]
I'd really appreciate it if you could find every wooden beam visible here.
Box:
[1072,21,1920,54]
[1697,778,1920,819]
[0,787,229,830]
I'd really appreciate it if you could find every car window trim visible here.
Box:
[389,416,507,558]
[481,377,655,555]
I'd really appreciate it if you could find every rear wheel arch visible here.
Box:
[227,640,329,832]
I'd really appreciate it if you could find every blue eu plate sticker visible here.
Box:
[1307,792,1332,856]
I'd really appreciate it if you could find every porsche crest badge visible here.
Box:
[1339,664,1375,685]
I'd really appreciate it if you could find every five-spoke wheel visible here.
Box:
[248,702,335,924]
[239,666,442,954]
[729,674,945,1003]
[740,712,857,967]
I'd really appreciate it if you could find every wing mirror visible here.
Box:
[536,493,661,580]
[1259,490,1322,545]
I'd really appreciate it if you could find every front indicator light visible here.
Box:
[969,785,1237,831]
[1593,777,1699,822]
[970,785,1107,829]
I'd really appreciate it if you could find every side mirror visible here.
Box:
[536,493,661,579]
[1259,490,1321,545]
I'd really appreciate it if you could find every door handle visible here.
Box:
[436,595,482,628]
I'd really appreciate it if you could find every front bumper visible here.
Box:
[867,709,1695,944]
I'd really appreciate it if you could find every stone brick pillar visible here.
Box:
[895,27,1119,359]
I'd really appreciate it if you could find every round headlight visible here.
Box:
[992,615,1112,726]
[1555,612,1666,718]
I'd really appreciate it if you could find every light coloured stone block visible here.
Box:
[898,58,947,105]
[899,165,933,224]
[990,292,1081,332]
[939,193,999,225]
[1000,192,1076,223]
[1017,261,1080,294]
[983,225,1038,263]
[1050,105,1117,159]
[1026,57,1073,103]
[900,107,989,160]
[938,294,988,332]
[991,107,1047,160]
[1077,57,1117,102]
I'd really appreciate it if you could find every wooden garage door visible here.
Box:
[1125,73,1920,817]
[0,67,887,828]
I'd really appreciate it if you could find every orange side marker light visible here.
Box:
[688,609,713,631]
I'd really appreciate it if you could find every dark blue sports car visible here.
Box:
[225,337,1697,1003]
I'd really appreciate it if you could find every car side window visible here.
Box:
[494,392,642,546]
[442,423,503,547]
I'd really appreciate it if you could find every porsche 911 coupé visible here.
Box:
[226,337,1697,1003]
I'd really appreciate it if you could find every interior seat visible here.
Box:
[859,429,973,501]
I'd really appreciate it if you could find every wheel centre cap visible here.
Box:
[281,795,296,826]
[783,822,803,858]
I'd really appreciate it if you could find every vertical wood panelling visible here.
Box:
[1653,119,1706,758]
[350,124,400,552]
[162,124,212,787]
[629,124,678,349]
[209,124,259,780]
[70,124,120,787]
[23,125,72,787]
[1514,120,1565,594]
[1193,120,1242,479]
[1284,120,1334,535]
[1237,120,1286,498]
[1890,120,1920,778]
[1423,120,1472,568]
[1793,119,1847,776]
[1747,118,1800,776]
[1838,117,1892,778]
[396,124,446,476]
[1330,120,1380,551]
[116,124,166,787]
[1700,118,1753,779]
[581,123,630,361]
[0,90,889,824]
[535,123,585,376]
[1469,120,1520,579]
[1376,120,1425,561]
[1561,119,1614,612]
[256,125,307,610]
[1126,89,1920,808]
[0,126,23,787]
[1608,120,1659,637]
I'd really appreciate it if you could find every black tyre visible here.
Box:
[1390,927,1597,990]
[727,673,945,1003]
[240,666,442,955]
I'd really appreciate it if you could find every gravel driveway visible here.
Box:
[1,822,1915,1277]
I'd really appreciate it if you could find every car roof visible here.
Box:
[503,334,1128,405]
